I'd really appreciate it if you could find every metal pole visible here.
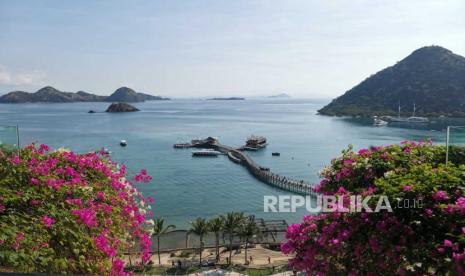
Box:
[16,124,20,156]
[445,126,450,165]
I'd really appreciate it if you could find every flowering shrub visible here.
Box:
[0,144,153,275]
[282,141,465,274]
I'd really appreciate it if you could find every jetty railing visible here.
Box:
[227,149,317,196]
[187,139,318,196]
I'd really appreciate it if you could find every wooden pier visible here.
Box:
[182,137,318,196]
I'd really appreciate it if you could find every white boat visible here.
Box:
[407,103,429,123]
[373,116,388,126]
[384,102,428,123]
[386,116,408,122]
[120,140,127,147]
[384,101,408,122]
[407,116,429,123]
[192,149,222,157]
[101,147,111,155]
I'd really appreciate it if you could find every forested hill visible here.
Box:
[318,46,465,117]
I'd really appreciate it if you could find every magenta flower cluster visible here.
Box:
[282,141,465,274]
[0,144,155,275]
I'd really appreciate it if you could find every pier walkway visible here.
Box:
[189,138,318,196]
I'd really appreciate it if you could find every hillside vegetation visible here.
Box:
[319,46,465,117]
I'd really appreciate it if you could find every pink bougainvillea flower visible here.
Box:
[444,239,453,247]
[425,209,433,217]
[39,144,50,153]
[402,185,413,191]
[282,141,465,275]
[12,232,25,251]
[111,258,125,276]
[72,208,98,228]
[30,178,40,185]
[97,191,106,200]
[433,190,449,201]
[1,143,154,274]
[281,241,293,254]
[140,232,152,263]
[42,215,55,228]
[12,155,21,164]
[135,169,153,183]
[65,198,83,206]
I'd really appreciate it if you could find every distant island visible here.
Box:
[0,86,170,103]
[105,102,139,112]
[208,97,245,100]
[268,93,291,98]
[318,46,465,117]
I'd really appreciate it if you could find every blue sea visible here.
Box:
[1,99,464,228]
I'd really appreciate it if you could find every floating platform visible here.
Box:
[192,149,222,157]
[242,144,268,151]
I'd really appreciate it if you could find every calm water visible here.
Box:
[1,99,464,228]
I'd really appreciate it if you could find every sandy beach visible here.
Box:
[126,244,291,268]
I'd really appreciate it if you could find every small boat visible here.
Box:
[407,103,429,123]
[272,152,280,156]
[192,149,222,157]
[173,143,192,148]
[373,116,388,126]
[101,147,111,155]
[385,116,408,122]
[387,101,408,122]
[407,116,429,123]
[120,140,127,147]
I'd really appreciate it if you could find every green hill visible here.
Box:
[0,86,106,103]
[0,86,169,103]
[106,87,169,102]
[318,46,465,117]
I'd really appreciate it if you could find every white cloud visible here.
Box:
[0,65,46,86]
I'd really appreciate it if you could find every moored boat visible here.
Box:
[192,149,222,157]
[373,116,388,126]
[173,143,192,148]
[407,116,429,123]
[243,135,268,150]
[407,103,429,123]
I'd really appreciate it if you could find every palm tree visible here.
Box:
[189,217,209,265]
[238,216,259,265]
[153,218,176,266]
[221,212,245,265]
[208,217,224,261]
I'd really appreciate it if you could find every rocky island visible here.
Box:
[0,86,169,103]
[105,87,169,102]
[105,102,140,112]
[318,46,465,117]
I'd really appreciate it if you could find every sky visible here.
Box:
[0,0,464,98]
